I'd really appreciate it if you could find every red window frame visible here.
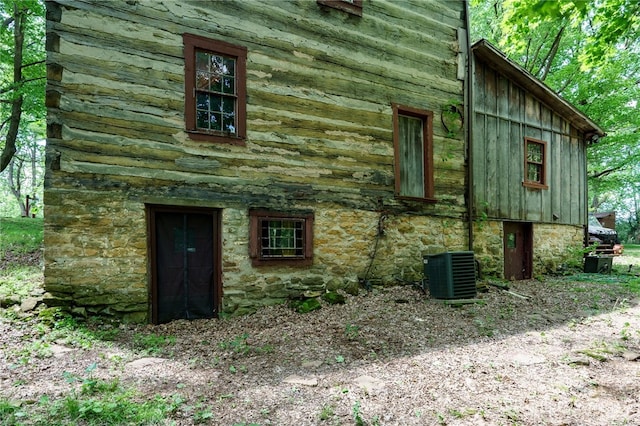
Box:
[392,103,436,202]
[523,137,548,190]
[249,210,314,267]
[183,33,247,145]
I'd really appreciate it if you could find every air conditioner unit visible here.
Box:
[423,251,477,299]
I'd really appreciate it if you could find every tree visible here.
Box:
[500,0,640,71]
[0,0,45,173]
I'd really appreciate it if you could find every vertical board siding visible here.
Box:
[472,59,588,226]
[47,0,467,215]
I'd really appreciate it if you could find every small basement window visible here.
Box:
[249,210,314,266]
[523,137,548,189]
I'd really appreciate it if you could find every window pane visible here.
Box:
[528,163,541,182]
[222,76,235,94]
[223,112,236,133]
[209,112,222,131]
[527,143,542,163]
[196,51,209,71]
[398,114,425,198]
[196,92,209,110]
[196,110,209,129]
[223,58,235,76]
[259,219,304,258]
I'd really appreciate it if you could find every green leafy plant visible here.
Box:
[353,400,365,426]
[344,323,360,340]
[319,404,335,421]
[219,333,251,354]
[133,333,176,355]
[441,101,463,138]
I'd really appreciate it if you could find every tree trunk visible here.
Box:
[0,4,25,173]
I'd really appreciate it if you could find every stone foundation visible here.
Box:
[472,220,585,278]
[44,189,468,321]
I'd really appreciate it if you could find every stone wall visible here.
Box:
[533,223,585,273]
[44,188,469,320]
[472,220,585,278]
[472,220,504,277]
[44,189,149,322]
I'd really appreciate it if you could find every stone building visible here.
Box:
[44,2,605,323]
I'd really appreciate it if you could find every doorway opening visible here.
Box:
[147,205,222,324]
[503,221,533,280]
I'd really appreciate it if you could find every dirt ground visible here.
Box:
[2,256,640,425]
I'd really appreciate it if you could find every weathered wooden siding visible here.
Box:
[472,58,587,226]
[45,0,469,319]
[46,0,467,214]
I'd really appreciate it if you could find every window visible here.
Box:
[392,104,435,201]
[317,0,363,16]
[183,34,247,144]
[523,137,548,189]
[249,210,314,266]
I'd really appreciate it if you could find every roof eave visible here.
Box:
[471,39,606,140]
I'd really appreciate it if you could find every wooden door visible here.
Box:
[148,206,221,324]
[503,222,532,280]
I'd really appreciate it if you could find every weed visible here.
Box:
[335,355,345,363]
[353,400,365,426]
[345,323,360,340]
[218,333,273,356]
[450,408,477,418]
[219,333,251,354]
[319,404,335,421]
[133,333,176,355]
[1,367,180,425]
[473,316,495,337]
[621,322,631,341]
[194,406,215,423]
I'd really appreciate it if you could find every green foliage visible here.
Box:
[290,297,322,313]
[500,0,639,70]
[344,323,360,340]
[322,291,346,305]
[218,333,273,356]
[319,404,335,421]
[218,333,251,354]
[0,371,179,426]
[133,332,176,355]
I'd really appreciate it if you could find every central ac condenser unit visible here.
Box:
[423,251,477,299]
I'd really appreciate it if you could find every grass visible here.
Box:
[0,217,43,255]
[0,217,43,305]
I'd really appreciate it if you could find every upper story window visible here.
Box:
[392,104,435,201]
[183,34,247,145]
[317,0,363,16]
[249,210,314,266]
[523,137,548,189]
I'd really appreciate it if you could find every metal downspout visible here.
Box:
[463,0,474,252]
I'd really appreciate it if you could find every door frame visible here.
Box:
[146,204,222,324]
[503,221,533,280]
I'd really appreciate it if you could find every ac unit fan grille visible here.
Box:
[424,251,477,299]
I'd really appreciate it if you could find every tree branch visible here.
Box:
[21,59,46,69]
[538,26,565,81]
[590,165,626,179]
